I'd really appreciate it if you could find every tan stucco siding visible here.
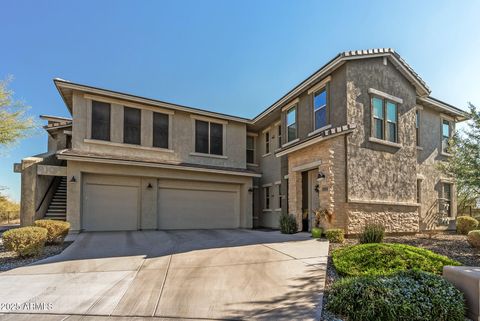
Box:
[71,93,248,169]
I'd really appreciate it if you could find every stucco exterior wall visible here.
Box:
[71,93,248,169]
[66,160,253,232]
[343,57,420,234]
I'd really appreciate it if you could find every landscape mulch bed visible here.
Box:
[321,232,480,321]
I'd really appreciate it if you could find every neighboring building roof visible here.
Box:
[56,149,262,177]
[53,48,468,124]
[54,78,252,124]
[43,120,72,131]
[39,115,72,122]
[418,96,470,121]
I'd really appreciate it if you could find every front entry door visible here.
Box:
[301,169,320,231]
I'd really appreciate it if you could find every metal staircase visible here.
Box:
[44,176,67,221]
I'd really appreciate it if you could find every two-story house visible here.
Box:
[15,48,469,234]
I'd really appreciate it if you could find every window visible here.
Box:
[313,87,328,130]
[277,125,282,148]
[416,179,422,203]
[153,112,169,149]
[265,131,270,154]
[123,107,141,145]
[264,186,271,209]
[195,120,223,155]
[442,183,452,217]
[442,119,451,153]
[371,96,397,143]
[277,184,282,209]
[246,136,255,164]
[416,110,420,146]
[91,100,111,141]
[386,102,397,142]
[372,97,384,139]
[287,107,297,142]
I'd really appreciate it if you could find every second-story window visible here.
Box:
[442,119,452,153]
[277,125,282,148]
[264,186,271,210]
[265,131,270,154]
[91,100,111,141]
[195,120,223,155]
[314,87,327,130]
[371,96,397,143]
[153,112,169,149]
[124,107,141,145]
[287,106,297,142]
[246,136,255,164]
[416,110,421,146]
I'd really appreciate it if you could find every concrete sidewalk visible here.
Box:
[0,230,328,320]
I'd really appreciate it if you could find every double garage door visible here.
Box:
[82,175,240,231]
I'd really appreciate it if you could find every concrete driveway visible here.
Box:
[0,230,328,321]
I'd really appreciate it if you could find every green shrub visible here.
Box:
[34,220,70,244]
[333,243,460,277]
[279,213,297,234]
[325,229,344,243]
[359,222,385,244]
[456,215,478,235]
[2,226,47,257]
[311,227,322,238]
[467,230,480,248]
[326,270,465,321]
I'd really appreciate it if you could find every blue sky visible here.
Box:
[1,0,479,201]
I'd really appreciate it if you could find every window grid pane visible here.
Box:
[195,120,209,153]
[287,107,297,142]
[153,112,169,148]
[210,123,223,155]
[124,107,141,145]
[91,100,111,141]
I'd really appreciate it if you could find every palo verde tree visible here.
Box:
[0,76,35,147]
[440,103,480,213]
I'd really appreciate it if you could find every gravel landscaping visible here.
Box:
[0,231,71,272]
[321,232,480,321]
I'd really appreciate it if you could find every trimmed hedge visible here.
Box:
[456,216,478,235]
[326,270,465,321]
[34,219,70,244]
[311,227,322,238]
[325,229,344,243]
[279,213,297,234]
[467,230,480,248]
[332,243,460,277]
[2,226,47,257]
[359,222,385,244]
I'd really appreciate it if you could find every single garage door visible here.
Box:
[157,179,240,229]
[83,175,140,231]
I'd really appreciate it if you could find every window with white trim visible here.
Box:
[264,186,271,210]
[371,96,397,143]
[442,119,452,153]
[265,131,270,154]
[246,136,255,164]
[313,86,328,130]
[286,106,297,142]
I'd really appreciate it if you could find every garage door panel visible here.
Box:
[83,179,140,231]
[158,184,240,229]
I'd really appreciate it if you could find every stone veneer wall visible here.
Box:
[287,135,347,231]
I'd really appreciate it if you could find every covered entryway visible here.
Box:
[157,179,240,229]
[82,174,140,231]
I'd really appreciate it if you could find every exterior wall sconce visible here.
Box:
[69,176,76,183]
[147,183,153,189]
[317,171,326,180]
